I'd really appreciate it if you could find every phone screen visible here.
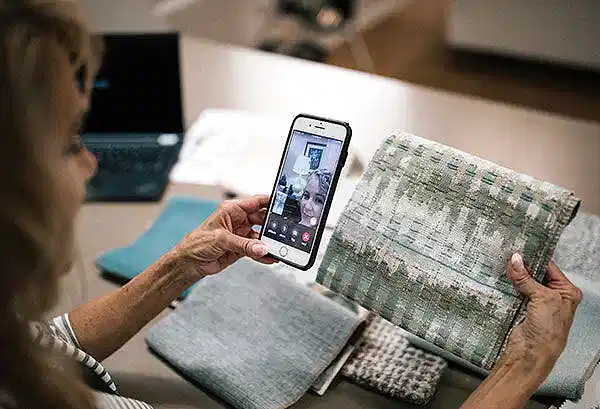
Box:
[263,129,344,253]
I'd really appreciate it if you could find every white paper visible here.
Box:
[171,109,359,198]
[171,109,292,196]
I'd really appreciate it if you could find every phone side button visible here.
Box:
[279,246,288,257]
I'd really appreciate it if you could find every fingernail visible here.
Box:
[252,243,269,257]
[511,253,525,275]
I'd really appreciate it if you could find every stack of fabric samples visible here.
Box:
[143,259,451,409]
[95,195,451,407]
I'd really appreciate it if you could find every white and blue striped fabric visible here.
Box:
[26,314,153,409]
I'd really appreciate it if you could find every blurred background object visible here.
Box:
[79,0,599,122]
[253,0,376,69]
[277,0,354,32]
[329,0,600,122]
[447,0,600,71]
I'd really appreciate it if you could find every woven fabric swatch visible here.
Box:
[342,315,447,405]
[317,131,580,370]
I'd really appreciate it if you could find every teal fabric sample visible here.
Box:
[317,132,580,371]
[96,195,219,298]
[146,258,362,409]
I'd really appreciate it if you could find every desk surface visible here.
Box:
[179,38,600,214]
[64,40,599,408]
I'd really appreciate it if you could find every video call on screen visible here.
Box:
[264,130,343,253]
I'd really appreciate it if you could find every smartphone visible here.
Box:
[260,114,352,270]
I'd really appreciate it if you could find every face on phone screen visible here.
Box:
[263,129,344,253]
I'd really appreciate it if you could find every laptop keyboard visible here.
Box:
[93,146,171,176]
[84,134,183,201]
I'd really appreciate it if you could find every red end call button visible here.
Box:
[302,232,311,242]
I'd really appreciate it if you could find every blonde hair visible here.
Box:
[0,1,100,408]
[307,169,333,195]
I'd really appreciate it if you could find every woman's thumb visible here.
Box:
[508,253,542,298]
[223,231,269,259]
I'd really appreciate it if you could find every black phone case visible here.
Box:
[259,113,353,270]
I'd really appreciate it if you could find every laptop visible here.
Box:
[82,33,184,202]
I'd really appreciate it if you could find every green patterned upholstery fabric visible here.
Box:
[317,132,580,370]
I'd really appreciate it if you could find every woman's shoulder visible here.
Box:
[0,391,154,409]
[28,316,153,409]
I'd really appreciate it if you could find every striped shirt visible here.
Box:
[23,314,153,409]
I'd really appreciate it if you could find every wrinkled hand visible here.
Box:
[501,253,582,377]
[170,195,276,278]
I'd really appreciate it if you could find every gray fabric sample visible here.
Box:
[560,362,600,409]
[555,213,600,283]
[537,272,600,400]
[146,258,362,409]
[342,315,447,405]
[317,131,580,371]
[545,213,600,404]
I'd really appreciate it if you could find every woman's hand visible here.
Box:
[170,195,276,278]
[500,253,582,376]
[460,255,582,409]
[69,196,275,361]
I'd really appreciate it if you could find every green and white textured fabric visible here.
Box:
[317,131,580,370]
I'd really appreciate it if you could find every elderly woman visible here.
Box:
[0,2,582,409]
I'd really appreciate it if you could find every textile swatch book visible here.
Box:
[317,132,580,371]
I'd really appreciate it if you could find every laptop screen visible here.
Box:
[82,33,184,135]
